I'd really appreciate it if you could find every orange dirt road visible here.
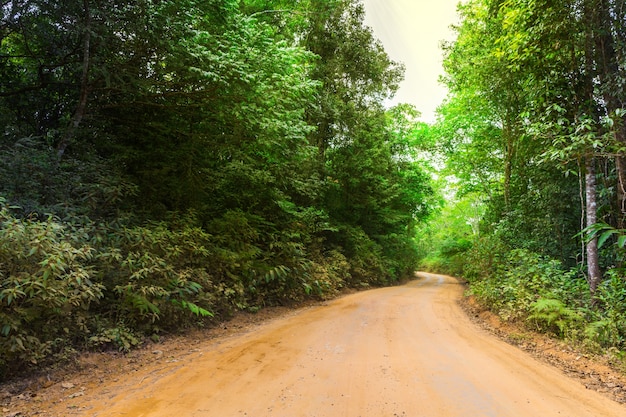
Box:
[77,273,625,416]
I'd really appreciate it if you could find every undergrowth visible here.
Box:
[461,243,626,359]
[0,199,405,381]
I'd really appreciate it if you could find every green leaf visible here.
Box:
[598,230,617,249]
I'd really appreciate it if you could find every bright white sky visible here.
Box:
[362,0,461,122]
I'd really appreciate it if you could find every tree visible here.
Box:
[0,0,439,377]
[438,0,616,289]
[492,0,625,293]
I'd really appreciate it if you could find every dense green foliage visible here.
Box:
[0,0,435,379]
[419,0,626,356]
[15,0,626,381]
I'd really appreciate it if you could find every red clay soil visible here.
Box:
[2,272,626,416]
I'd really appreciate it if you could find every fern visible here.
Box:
[584,320,624,348]
[171,300,213,317]
[527,298,582,337]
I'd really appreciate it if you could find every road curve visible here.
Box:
[82,272,625,417]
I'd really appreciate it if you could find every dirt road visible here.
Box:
[26,273,626,416]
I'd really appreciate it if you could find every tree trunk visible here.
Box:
[585,155,602,295]
[57,0,91,160]
[616,155,626,230]
[503,119,513,212]
[592,0,626,228]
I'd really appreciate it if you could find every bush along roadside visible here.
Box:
[461,244,626,363]
[0,200,414,381]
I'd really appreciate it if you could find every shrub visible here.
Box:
[468,249,581,321]
[461,235,508,283]
[87,323,142,352]
[588,270,626,349]
[0,204,103,376]
[94,219,217,329]
[465,244,626,353]
[584,320,624,349]
[527,298,583,337]
[305,250,351,299]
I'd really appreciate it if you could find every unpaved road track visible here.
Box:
[56,273,626,416]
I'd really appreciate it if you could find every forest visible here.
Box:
[420,0,626,363]
[0,0,436,379]
[2,0,626,381]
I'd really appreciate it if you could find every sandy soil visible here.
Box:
[3,272,626,416]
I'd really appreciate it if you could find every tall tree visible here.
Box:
[442,0,626,293]
[494,0,623,293]
[439,0,618,281]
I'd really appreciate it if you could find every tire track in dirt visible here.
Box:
[23,273,626,416]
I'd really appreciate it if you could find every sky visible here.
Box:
[361,0,461,122]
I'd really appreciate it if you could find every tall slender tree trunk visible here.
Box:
[503,120,513,212]
[57,0,91,160]
[591,0,626,229]
[616,155,626,230]
[579,0,603,297]
[585,155,602,295]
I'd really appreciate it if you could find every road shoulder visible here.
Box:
[459,288,626,404]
